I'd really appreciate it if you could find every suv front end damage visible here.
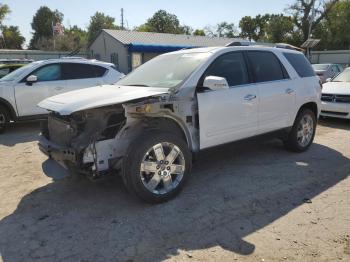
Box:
[39,93,198,179]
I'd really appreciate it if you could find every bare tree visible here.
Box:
[287,0,339,41]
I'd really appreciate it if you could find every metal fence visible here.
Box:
[311,50,350,67]
[0,49,88,61]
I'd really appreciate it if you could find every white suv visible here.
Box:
[38,46,321,203]
[0,58,123,132]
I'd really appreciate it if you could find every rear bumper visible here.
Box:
[320,101,350,119]
[38,135,77,165]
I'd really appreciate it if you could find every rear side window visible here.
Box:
[283,53,315,78]
[247,51,287,83]
[62,63,107,80]
[204,52,249,87]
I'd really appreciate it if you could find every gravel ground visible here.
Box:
[0,118,349,262]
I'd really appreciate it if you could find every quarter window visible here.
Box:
[62,63,107,80]
[247,51,287,83]
[31,64,61,82]
[283,53,315,78]
[204,52,249,87]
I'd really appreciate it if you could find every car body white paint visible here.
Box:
[39,46,321,160]
[320,81,350,119]
[38,85,168,115]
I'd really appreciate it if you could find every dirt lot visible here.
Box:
[0,118,349,262]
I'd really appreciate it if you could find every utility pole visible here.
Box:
[121,8,124,30]
[307,0,316,59]
[308,0,316,39]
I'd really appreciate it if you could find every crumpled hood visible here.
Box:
[38,84,169,115]
[322,82,350,95]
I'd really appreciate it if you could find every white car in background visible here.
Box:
[312,63,343,83]
[321,67,350,119]
[0,58,123,133]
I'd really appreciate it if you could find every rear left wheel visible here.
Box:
[122,132,192,203]
[284,108,316,152]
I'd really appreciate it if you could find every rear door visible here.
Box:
[14,63,66,116]
[62,63,106,92]
[246,51,296,134]
[197,51,259,149]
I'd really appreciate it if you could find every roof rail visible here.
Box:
[225,41,253,47]
[59,56,87,59]
[275,43,304,52]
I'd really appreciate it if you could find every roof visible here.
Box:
[32,57,114,67]
[102,29,242,48]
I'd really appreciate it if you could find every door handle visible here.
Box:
[286,88,295,94]
[55,86,64,91]
[244,94,257,101]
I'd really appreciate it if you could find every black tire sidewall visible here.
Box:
[286,108,317,152]
[0,106,9,133]
[122,131,192,203]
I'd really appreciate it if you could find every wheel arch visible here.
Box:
[0,97,17,120]
[298,102,318,119]
[143,116,194,151]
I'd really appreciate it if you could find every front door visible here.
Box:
[197,51,259,149]
[14,64,66,116]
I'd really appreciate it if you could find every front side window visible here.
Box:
[204,52,249,87]
[0,68,10,78]
[247,51,286,83]
[118,52,211,88]
[31,64,61,82]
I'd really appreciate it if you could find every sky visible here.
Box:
[2,0,294,47]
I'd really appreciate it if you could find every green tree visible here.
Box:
[314,0,350,50]
[29,6,63,49]
[239,16,257,41]
[56,25,88,51]
[265,14,294,43]
[216,22,237,38]
[1,26,25,49]
[0,3,10,27]
[136,10,188,34]
[193,29,206,36]
[87,12,119,44]
[288,0,339,41]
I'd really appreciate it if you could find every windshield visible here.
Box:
[0,62,35,82]
[312,64,330,71]
[118,52,211,88]
[332,69,350,82]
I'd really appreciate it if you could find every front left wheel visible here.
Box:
[122,131,192,203]
[0,105,9,134]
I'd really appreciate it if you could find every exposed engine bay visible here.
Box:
[40,94,199,178]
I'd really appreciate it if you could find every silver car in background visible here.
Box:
[312,63,343,83]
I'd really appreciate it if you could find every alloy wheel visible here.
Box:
[140,142,186,195]
[296,114,314,147]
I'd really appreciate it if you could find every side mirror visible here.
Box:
[203,76,229,91]
[26,75,37,84]
[326,78,332,82]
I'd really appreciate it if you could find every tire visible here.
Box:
[122,131,192,204]
[284,108,317,152]
[0,105,9,134]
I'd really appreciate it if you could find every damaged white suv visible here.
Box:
[38,46,321,203]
